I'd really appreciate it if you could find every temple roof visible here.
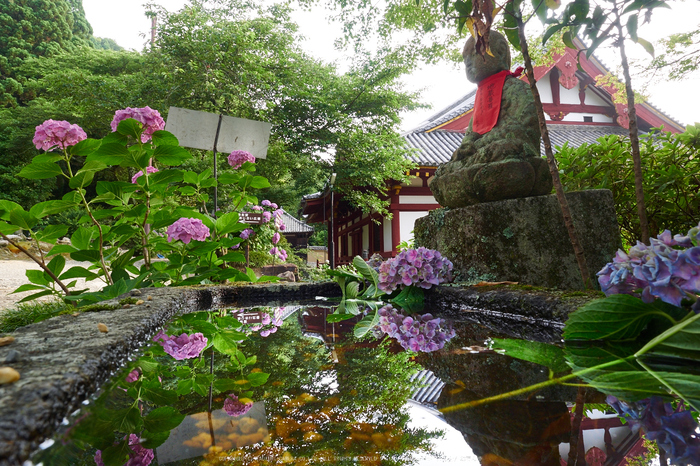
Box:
[280,209,314,234]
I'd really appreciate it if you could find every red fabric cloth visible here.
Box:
[471,67,524,134]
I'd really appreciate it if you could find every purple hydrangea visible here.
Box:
[231,307,284,337]
[262,211,272,223]
[153,330,207,360]
[111,107,165,143]
[269,246,287,262]
[378,247,453,293]
[377,304,455,352]
[227,150,255,169]
[33,120,87,151]
[95,434,154,466]
[607,396,699,465]
[272,232,280,244]
[166,217,210,244]
[131,166,159,184]
[261,200,272,207]
[240,228,254,240]
[598,223,700,308]
[224,394,253,417]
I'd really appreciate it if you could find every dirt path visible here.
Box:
[0,259,105,313]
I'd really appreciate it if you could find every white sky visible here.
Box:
[82,0,700,131]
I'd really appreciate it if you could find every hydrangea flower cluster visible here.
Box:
[607,396,699,465]
[166,217,211,244]
[367,253,385,272]
[33,119,87,151]
[240,228,254,240]
[269,246,288,262]
[230,307,284,337]
[95,434,154,466]
[153,330,208,360]
[131,166,159,184]
[377,304,455,352]
[224,393,254,417]
[597,223,700,308]
[110,106,165,143]
[378,247,453,293]
[227,150,255,169]
[125,369,140,383]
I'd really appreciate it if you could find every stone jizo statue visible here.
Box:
[429,31,553,207]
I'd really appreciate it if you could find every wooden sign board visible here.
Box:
[238,312,265,324]
[239,212,265,224]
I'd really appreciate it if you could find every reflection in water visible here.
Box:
[31,305,647,466]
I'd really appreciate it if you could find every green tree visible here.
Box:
[0,0,93,106]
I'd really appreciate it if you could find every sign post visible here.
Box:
[165,107,272,217]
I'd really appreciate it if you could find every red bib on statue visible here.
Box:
[471,68,523,134]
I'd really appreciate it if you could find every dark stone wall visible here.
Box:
[415,189,621,290]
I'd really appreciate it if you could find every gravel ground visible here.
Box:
[0,259,104,314]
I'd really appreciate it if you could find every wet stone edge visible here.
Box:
[0,281,340,466]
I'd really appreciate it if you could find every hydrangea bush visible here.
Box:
[598,222,700,309]
[377,304,455,352]
[237,201,288,264]
[0,107,284,304]
[229,307,285,337]
[378,247,453,293]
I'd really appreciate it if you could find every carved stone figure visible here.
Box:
[429,31,553,207]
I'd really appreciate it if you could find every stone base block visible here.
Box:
[414,190,621,290]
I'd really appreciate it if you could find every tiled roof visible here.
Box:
[281,209,314,234]
[409,370,445,406]
[404,124,639,167]
[408,90,477,133]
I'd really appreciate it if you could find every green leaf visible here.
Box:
[353,255,379,292]
[354,311,379,338]
[70,250,102,262]
[18,162,63,180]
[626,13,638,42]
[646,312,700,362]
[100,439,131,466]
[213,379,239,392]
[68,138,101,156]
[69,170,95,189]
[562,31,576,50]
[137,357,160,373]
[17,290,54,303]
[0,200,22,220]
[48,244,78,256]
[247,372,270,387]
[346,281,360,299]
[176,378,195,395]
[143,406,186,433]
[116,118,143,140]
[219,252,245,263]
[150,169,183,185]
[153,145,192,165]
[212,330,246,354]
[9,209,38,230]
[635,37,655,57]
[327,312,356,323]
[71,227,97,250]
[26,269,51,286]
[215,212,240,236]
[563,295,672,341]
[140,430,170,449]
[188,320,218,337]
[111,406,142,432]
[249,176,271,189]
[89,143,129,165]
[12,284,47,293]
[493,338,570,373]
[141,381,178,405]
[29,200,75,219]
[151,130,179,146]
[46,255,66,277]
[390,286,425,313]
[543,23,567,45]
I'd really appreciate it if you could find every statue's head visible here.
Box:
[462,30,511,83]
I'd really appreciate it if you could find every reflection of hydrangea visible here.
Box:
[598,223,700,308]
[33,120,87,151]
[110,106,165,143]
[224,394,254,417]
[230,307,284,337]
[378,247,453,293]
[166,217,210,244]
[377,304,455,352]
[227,150,255,169]
[153,330,208,360]
[95,434,154,466]
[125,369,140,383]
[131,166,159,184]
[607,396,700,465]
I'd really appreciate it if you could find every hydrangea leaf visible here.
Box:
[18,162,63,180]
[100,439,131,466]
[354,311,380,338]
[140,430,170,449]
[353,255,380,292]
[493,338,570,373]
[390,286,425,313]
[327,312,356,323]
[248,372,270,387]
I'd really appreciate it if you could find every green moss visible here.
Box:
[502,227,515,239]
[72,303,120,313]
[118,297,139,305]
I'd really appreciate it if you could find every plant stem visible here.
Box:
[567,387,586,466]
[0,231,71,296]
[514,14,592,289]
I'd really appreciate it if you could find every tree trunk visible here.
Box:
[616,20,651,244]
[515,16,593,289]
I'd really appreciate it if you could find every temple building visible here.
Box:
[300,40,684,266]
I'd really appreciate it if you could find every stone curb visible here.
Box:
[0,281,339,465]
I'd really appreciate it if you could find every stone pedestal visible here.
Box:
[414,190,621,290]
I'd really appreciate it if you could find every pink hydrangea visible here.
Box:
[95,434,154,466]
[131,166,159,184]
[125,369,140,383]
[111,106,165,143]
[240,228,254,240]
[33,119,87,151]
[166,218,210,244]
[227,150,255,169]
[262,211,272,223]
[153,330,208,360]
[378,247,453,293]
[272,232,280,244]
[224,394,254,417]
